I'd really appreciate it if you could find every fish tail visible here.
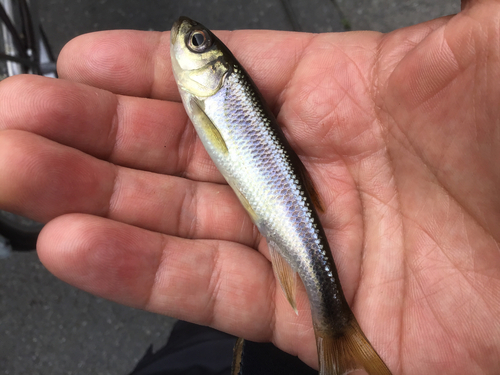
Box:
[315,318,392,375]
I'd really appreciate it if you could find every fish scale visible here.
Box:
[204,66,340,327]
[170,16,392,375]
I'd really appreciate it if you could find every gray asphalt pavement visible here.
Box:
[1,1,459,374]
[0,252,176,375]
[338,0,459,32]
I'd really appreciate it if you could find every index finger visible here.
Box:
[56,29,312,109]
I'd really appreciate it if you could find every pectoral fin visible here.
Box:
[268,240,297,314]
[189,97,228,155]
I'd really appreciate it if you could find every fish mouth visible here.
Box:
[170,16,198,44]
[170,19,181,44]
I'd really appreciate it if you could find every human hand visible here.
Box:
[1,1,499,374]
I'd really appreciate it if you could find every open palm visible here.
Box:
[1,2,499,374]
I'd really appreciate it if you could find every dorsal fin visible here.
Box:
[295,156,325,213]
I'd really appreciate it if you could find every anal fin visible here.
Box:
[268,240,297,314]
[229,183,258,223]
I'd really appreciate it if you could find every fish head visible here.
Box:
[170,17,230,98]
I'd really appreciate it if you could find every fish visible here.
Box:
[170,16,392,375]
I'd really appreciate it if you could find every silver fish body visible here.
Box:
[170,17,391,375]
[189,64,347,328]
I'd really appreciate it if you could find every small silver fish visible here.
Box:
[170,16,391,375]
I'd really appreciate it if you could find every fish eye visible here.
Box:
[187,30,211,52]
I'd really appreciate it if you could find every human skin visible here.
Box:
[0,0,499,374]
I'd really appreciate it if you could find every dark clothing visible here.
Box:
[130,321,316,375]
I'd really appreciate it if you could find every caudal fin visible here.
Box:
[315,318,392,375]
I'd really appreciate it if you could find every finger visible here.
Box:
[37,213,275,340]
[461,0,499,10]
[462,0,472,10]
[0,130,258,247]
[0,75,117,159]
[0,74,224,182]
[57,29,313,109]
[39,214,319,366]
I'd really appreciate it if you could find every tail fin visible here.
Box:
[315,318,392,375]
